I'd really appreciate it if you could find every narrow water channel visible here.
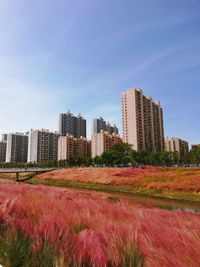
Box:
[66,187,200,213]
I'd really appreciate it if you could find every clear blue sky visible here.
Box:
[0,0,200,145]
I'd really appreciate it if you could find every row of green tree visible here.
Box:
[92,143,197,167]
[1,143,200,168]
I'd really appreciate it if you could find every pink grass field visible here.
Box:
[37,167,200,193]
[0,179,200,267]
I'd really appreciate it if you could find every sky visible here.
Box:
[0,0,200,145]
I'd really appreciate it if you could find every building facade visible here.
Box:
[0,141,7,163]
[191,144,200,150]
[106,122,119,135]
[58,111,86,138]
[57,135,91,161]
[57,135,74,161]
[92,117,107,133]
[28,129,59,163]
[122,88,164,152]
[74,137,91,159]
[6,133,28,163]
[92,117,119,135]
[1,134,7,142]
[91,130,122,158]
[165,137,189,163]
[76,114,87,138]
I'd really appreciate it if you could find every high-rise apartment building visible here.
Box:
[92,117,107,133]
[91,130,122,158]
[122,88,164,152]
[92,117,119,135]
[58,111,86,138]
[0,141,7,163]
[76,114,87,138]
[1,134,7,142]
[106,122,119,135]
[28,129,59,163]
[58,135,75,161]
[165,137,189,163]
[6,133,28,163]
[74,137,91,159]
[58,111,76,136]
[57,135,91,161]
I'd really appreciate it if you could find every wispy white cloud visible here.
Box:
[110,39,200,84]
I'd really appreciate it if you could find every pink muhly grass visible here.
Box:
[74,229,108,266]
[36,167,200,195]
[0,180,200,266]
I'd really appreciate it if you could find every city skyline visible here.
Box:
[0,87,197,163]
[0,87,198,148]
[0,0,200,144]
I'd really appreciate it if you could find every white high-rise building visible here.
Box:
[28,129,59,163]
[6,133,28,163]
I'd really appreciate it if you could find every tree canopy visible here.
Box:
[1,143,199,168]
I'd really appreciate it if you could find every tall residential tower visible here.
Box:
[92,117,119,135]
[58,111,86,138]
[6,133,28,163]
[122,88,164,152]
[91,130,122,158]
[0,141,7,163]
[57,135,91,161]
[28,129,59,163]
[0,134,7,163]
[165,137,189,163]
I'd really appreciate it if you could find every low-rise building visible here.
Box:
[91,130,122,158]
